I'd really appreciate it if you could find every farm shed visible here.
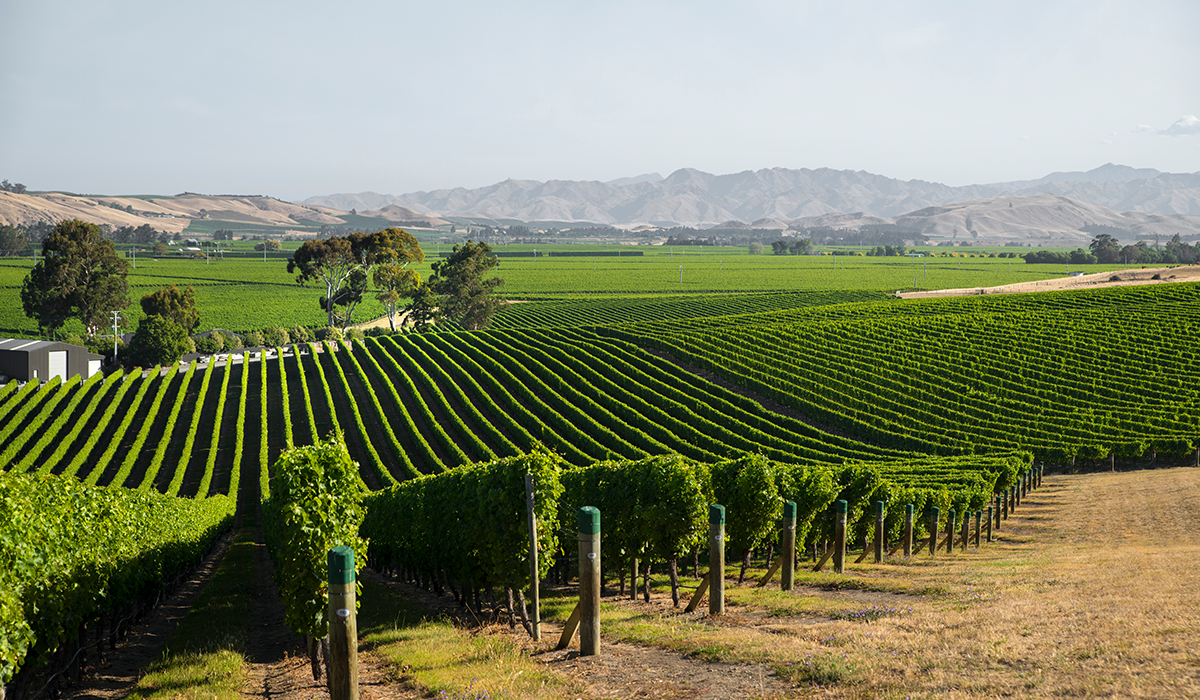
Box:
[0,338,104,383]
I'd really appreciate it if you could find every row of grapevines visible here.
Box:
[363,339,492,463]
[0,375,91,469]
[196,358,234,497]
[0,470,233,686]
[262,433,367,639]
[361,450,563,593]
[136,363,198,490]
[22,373,122,475]
[108,365,186,489]
[0,376,67,450]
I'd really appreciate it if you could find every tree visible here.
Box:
[21,219,130,336]
[1089,233,1121,263]
[141,285,200,334]
[153,241,169,257]
[254,240,282,252]
[0,224,26,256]
[427,240,507,330]
[403,281,440,332]
[372,228,425,332]
[132,224,159,245]
[126,315,189,368]
[288,227,423,329]
[789,238,812,255]
[320,267,369,328]
[1069,248,1098,265]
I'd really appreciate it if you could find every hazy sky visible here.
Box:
[2,0,1197,200]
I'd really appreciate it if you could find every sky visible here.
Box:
[1,0,1197,201]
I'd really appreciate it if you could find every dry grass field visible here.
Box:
[516,467,1200,699]
[795,467,1200,699]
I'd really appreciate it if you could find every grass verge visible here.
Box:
[358,576,577,699]
[127,520,257,700]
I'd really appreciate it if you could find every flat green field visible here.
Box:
[0,250,1129,337]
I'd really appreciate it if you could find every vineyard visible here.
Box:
[0,253,1124,337]
[2,278,1198,696]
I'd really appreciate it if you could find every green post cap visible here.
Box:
[328,545,355,585]
[710,504,725,524]
[783,501,797,519]
[578,506,600,534]
[834,499,847,514]
[930,506,940,518]
[905,503,914,516]
[874,500,885,515]
[948,509,955,518]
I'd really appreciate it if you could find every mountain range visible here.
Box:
[302,164,1200,227]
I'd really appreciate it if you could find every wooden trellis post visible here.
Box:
[903,503,914,557]
[327,546,358,700]
[928,506,939,557]
[578,506,601,656]
[833,499,848,574]
[709,505,725,614]
[781,501,796,591]
[873,501,885,563]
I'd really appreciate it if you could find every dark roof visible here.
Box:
[0,338,59,353]
[0,338,104,359]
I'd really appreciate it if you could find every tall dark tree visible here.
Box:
[0,224,26,256]
[21,219,130,336]
[428,240,507,331]
[125,315,189,368]
[141,285,200,334]
[1089,233,1121,263]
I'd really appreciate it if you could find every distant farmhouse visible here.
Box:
[0,338,104,383]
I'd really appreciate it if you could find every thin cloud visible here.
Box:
[1159,115,1200,136]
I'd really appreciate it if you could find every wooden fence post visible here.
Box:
[833,499,848,574]
[524,474,540,641]
[578,506,601,656]
[995,495,1003,528]
[873,501,885,563]
[903,503,914,557]
[945,510,957,554]
[327,546,358,700]
[781,501,796,591]
[709,505,725,615]
[972,510,981,548]
[928,506,939,557]
[985,505,993,543]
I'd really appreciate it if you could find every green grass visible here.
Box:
[358,576,575,699]
[126,520,255,700]
[0,250,1147,337]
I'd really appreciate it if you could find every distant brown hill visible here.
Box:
[0,192,345,234]
[358,204,449,227]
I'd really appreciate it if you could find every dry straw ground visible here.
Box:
[775,467,1200,698]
